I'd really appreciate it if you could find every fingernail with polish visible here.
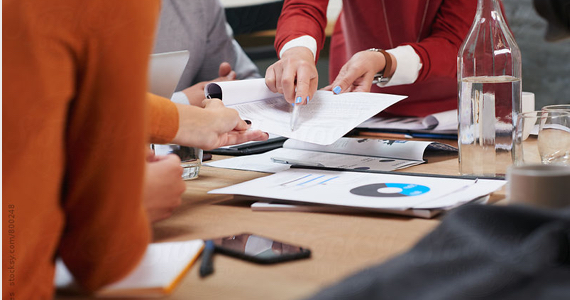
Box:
[306,96,310,103]
[333,86,342,94]
[291,103,295,107]
[245,120,252,125]
[295,96,302,104]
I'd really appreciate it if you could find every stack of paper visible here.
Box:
[205,137,457,173]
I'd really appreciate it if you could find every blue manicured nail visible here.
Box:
[291,103,295,107]
[295,96,302,104]
[306,96,310,103]
[333,86,342,94]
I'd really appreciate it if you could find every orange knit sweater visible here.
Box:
[3,1,161,298]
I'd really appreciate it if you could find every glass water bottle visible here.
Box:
[457,0,522,176]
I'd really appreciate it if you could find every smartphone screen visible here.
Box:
[211,233,311,264]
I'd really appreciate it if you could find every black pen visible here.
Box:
[199,240,215,278]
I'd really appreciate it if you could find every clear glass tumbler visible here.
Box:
[151,144,203,180]
[537,111,570,165]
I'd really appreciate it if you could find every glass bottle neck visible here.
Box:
[476,0,506,21]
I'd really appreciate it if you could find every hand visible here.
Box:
[265,47,318,105]
[144,153,186,223]
[182,62,237,107]
[323,50,395,94]
[171,99,269,150]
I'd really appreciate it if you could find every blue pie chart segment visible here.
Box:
[385,183,430,196]
[349,183,430,197]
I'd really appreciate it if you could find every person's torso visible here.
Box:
[331,0,456,116]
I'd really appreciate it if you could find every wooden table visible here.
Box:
[58,139,507,300]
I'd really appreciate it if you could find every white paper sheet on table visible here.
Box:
[209,169,504,210]
[205,79,406,145]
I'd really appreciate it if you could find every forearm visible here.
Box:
[147,93,180,144]
[195,2,236,82]
[275,0,329,60]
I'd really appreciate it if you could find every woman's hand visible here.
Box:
[323,50,394,94]
[144,153,185,223]
[182,62,237,106]
[171,99,268,150]
[265,47,318,105]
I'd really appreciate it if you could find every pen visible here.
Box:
[409,132,457,140]
[358,131,413,139]
[199,240,215,278]
[290,102,301,131]
[271,157,325,167]
[355,130,457,140]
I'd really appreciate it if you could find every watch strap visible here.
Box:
[368,48,392,84]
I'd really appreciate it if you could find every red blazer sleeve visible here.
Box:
[274,0,329,60]
[405,0,477,81]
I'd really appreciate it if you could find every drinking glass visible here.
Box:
[151,144,203,180]
[542,104,570,113]
[537,110,570,165]
[514,111,541,165]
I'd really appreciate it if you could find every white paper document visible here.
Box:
[358,109,458,133]
[205,147,422,173]
[209,169,505,210]
[250,201,444,219]
[283,138,456,161]
[205,137,457,173]
[206,79,406,145]
[249,193,491,219]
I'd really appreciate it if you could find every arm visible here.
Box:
[59,1,160,291]
[274,0,329,61]
[227,23,261,80]
[147,94,269,149]
[325,0,476,93]
[265,0,328,105]
[193,1,239,83]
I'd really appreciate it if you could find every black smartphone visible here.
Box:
[211,233,311,264]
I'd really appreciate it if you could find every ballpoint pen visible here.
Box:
[290,97,303,131]
[271,157,325,167]
[199,240,215,277]
[358,131,413,139]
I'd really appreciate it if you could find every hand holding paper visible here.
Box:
[205,79,406,145]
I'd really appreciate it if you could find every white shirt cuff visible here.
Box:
[279,35,317,61]
[378,45,423,87]
[170,91,190,105]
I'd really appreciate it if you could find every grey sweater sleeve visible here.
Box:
[154,0,259,91]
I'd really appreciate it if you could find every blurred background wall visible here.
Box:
[503,0,570,107]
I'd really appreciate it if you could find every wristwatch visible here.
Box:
[367,48,392,84]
